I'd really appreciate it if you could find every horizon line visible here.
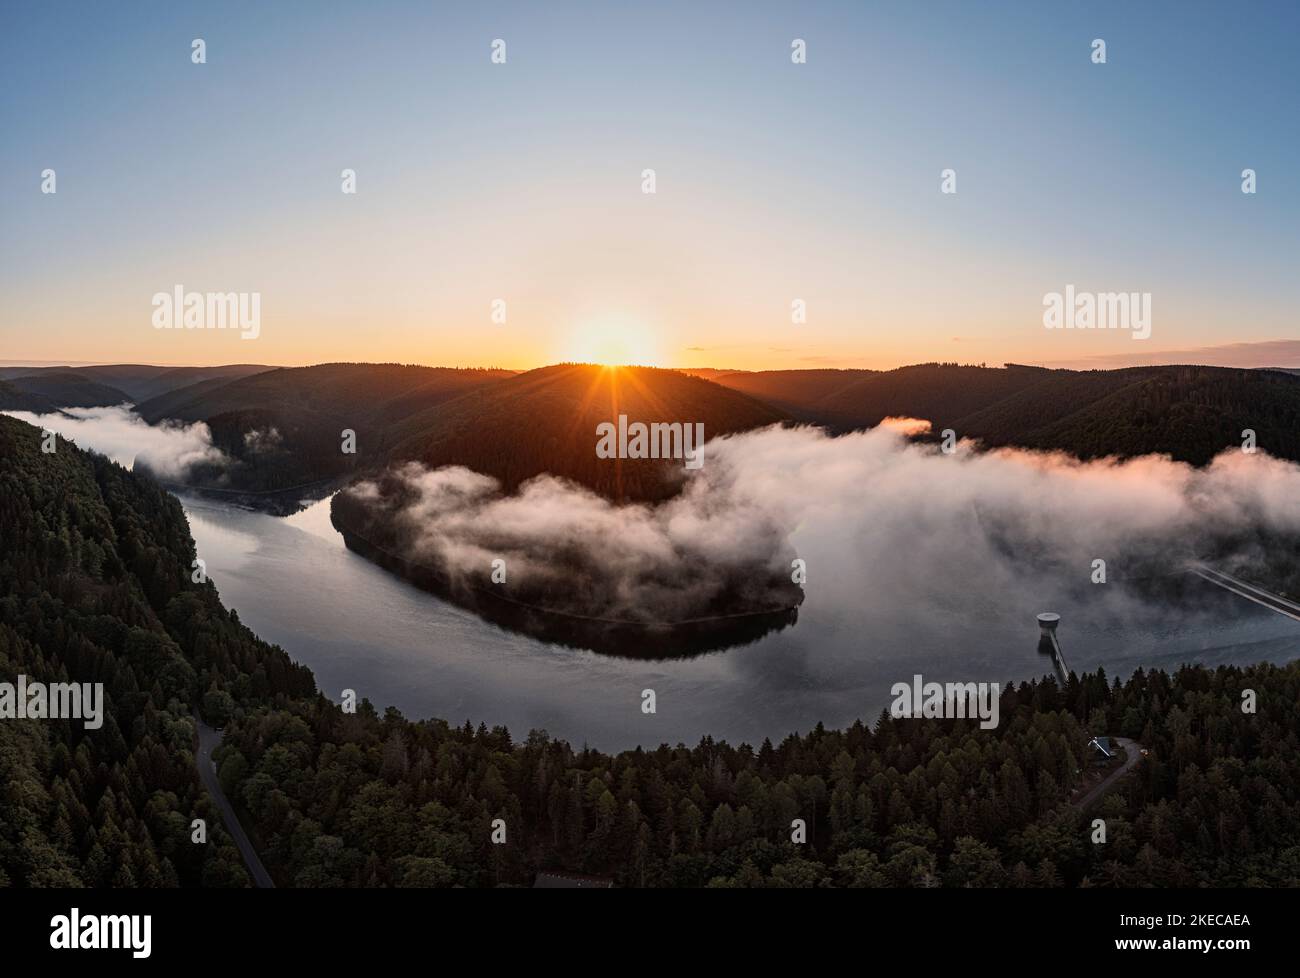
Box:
[5,353,1300,374]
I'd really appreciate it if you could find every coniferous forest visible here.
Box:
[4,411,1300,888]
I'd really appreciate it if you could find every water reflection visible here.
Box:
[182,493,1300,752]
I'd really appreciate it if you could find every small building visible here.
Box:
[1087,736,1113,765]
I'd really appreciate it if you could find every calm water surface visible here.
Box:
[182,493,1300,751]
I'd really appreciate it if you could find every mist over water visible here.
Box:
[339,460,800,624]
[352,417,1300,638]
[194,419,1300,750]
[15,406,1300,749]
[183,491,1300,751]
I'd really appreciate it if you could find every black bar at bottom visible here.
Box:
[0,888,1277,965]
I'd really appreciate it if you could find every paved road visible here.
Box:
[195,716,276,888]
[1072,736,1144,811]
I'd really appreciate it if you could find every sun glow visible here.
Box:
[557,317,664,368]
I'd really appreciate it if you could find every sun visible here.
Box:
[558,317,664,367]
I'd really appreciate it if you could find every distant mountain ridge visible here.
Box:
[0,371,130,409]
[27,359,1300,504]
[135,361,782,501]
[135,363,517,494]
[0,363,273,402]
[706,362,1300,466]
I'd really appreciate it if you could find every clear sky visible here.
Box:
[2,1,1296,371]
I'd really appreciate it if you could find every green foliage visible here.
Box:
[5,411,1300,888]
[205,660,1300,888]
[0,414,312,887]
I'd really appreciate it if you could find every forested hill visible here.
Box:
[4,411,1300,887]
[967,365,1300,463]
[134,362,515,493]
[0,379,55,413]
[383,364,789,501]
[709,363,1300,465]
[138,362,786,501]
[0,372,130,410]
[0,413,315,886]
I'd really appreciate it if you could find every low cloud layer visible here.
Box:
[3,405,227,481]
[339,458,800,624]
[711,421,1300,618]
[13,400,1300,643]
[343,419,1300,632]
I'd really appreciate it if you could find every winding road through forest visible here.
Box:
[1072,737,1144,811]
[195,716,276,888]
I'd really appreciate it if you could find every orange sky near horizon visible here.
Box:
[5,4,1298,380]
[5,287,1298,373]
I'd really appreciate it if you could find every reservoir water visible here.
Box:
[182,492,1300,752]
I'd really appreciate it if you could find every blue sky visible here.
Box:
[1,0,1296,369]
